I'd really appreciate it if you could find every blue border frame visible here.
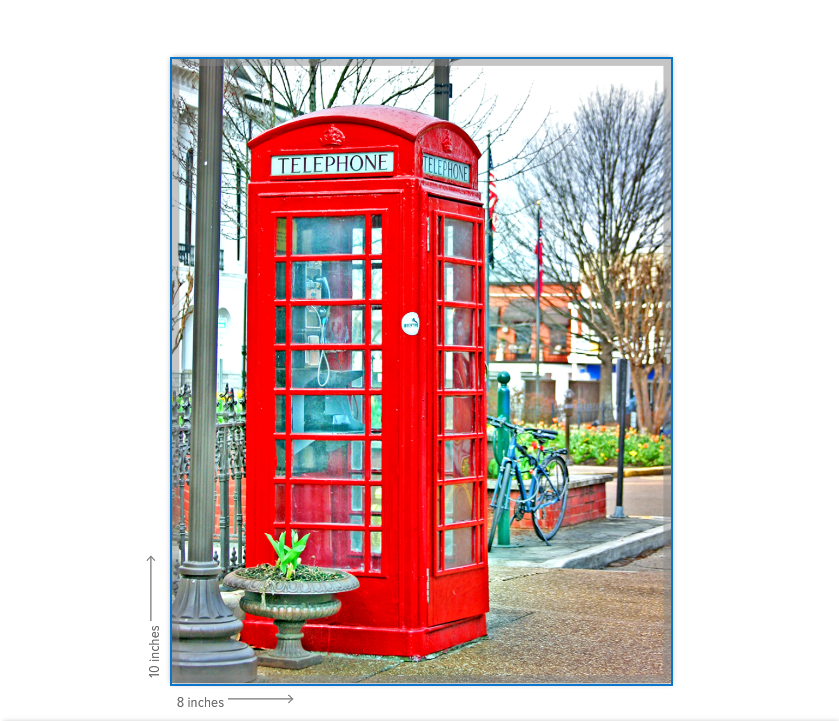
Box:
[169,55,674,688]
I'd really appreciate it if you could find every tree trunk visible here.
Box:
[651,361,672,433]
[630,363,653,434]
[598,339,613,414]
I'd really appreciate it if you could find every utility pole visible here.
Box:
[434,60,451,120]
[535,201,542,405]
[171,59,257,683]
[612,358,629,519]
[308,59,318,113]
[485,133,492,370]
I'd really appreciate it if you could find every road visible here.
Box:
[604,471,671,518]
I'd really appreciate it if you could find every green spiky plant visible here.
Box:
[265,530,310,580]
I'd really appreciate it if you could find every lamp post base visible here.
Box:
[172,561,257,683]
[172,639,259,683]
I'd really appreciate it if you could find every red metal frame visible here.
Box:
[244,107,487,657]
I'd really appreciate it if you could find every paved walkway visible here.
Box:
[256,550,671,684]
[254,483,672,684]
[489,516,669,568]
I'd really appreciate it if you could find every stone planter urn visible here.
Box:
[223,568,359,669]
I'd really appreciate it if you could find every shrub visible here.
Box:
[487,421,671,469]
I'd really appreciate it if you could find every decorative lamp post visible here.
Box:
[171,59,257,683]
[492,372,512,547]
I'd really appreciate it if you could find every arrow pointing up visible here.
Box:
[147,556,155,621]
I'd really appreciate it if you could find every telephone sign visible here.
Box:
[422,153,470,183]
[271,151,394,177]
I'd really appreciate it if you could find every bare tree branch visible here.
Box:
[495,85,671,418]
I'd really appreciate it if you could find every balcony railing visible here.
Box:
[178,243,224,271]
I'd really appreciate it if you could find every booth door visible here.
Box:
[426,196,489,627]
[256,192,401,626]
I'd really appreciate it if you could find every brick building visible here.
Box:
[487,282,615,421]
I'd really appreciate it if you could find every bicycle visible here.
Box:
[487,415,570,551]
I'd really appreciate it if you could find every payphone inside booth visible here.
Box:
[246,105,487,657]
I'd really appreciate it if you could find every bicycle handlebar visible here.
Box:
[486,416,559,440]
[487,415,518,431]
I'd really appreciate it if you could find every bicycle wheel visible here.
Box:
[488,463,513,552]
[531,454,569,541]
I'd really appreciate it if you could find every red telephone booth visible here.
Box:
[244,105,488,657]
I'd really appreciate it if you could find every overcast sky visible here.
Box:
[450,59,667,167]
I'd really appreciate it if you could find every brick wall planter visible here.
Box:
[487,473,613,528]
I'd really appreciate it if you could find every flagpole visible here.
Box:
[535,200,541,408]
[486,133,491,372]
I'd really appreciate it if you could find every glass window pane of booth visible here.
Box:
[276,216,287,253]
[371,262,383,299]
[291,439,363,478]
[290,350,363,389]
[275,395,286,432]
[442,263,474,302]
[292,216,365,255]
[275,440,285,475]
[275,307,286,344]
[441,307,474,346]
[370,531,382,572]
[444,352,475,389]
[370,440,382,472]
[443,439,475,479]
[275,351,286,388]
[290,484,364,524]
[292,260,365,300]
[444,396,475,433]
[294,528,364,571]
[443,218,474,259]
[291,306,364,346]
[276,261,286,298]
[371,395,382,432]
[371,486,382,525]
[443,527,474,569]
[273,484,285,524]
[442,483,475,524]
[370,350,383,388]
[291,395,364,434]
[371,214,382,254]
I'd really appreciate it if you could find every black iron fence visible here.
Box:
[572,401,618,426]
[518,397,619,427]
[171,384,246,595]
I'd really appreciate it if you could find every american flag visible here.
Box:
[488,147,497,268]
[535,210,543,298]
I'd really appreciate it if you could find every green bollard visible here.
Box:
[494,372,512,547]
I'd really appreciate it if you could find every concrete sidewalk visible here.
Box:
[489,516,670,569]
[254,514,672,685]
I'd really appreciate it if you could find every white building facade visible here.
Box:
[171,62,253,393]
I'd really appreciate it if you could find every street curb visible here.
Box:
[543,523,671,569]
[624,466,670,477]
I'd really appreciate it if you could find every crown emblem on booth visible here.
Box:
[319,125,345,147]
[442,131,453,153]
